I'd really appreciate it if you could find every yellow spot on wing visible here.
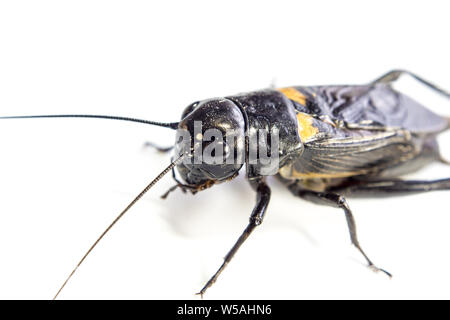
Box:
[277,87,318,141]
[278,87,307,105]
[296,112,319,141]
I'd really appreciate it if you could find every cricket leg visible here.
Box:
[287,184,391,277]
[372,69,450,99]
[197,179,271,297]
[330,177,450,197]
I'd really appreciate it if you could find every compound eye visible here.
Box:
[223,141,231,158]
[201,136,223,165]
[213,140,231,162]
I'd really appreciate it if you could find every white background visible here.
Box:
[0,1,449,300]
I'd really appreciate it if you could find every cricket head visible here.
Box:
[174,98,246,186]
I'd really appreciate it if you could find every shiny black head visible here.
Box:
[174,98,246,186]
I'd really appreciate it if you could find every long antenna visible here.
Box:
[0,114,179,129]
[53,153,185,299]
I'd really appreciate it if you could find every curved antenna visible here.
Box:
[0,114,179,129]
[53,153,185,299]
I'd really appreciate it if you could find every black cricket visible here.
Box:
[2,70,449,298]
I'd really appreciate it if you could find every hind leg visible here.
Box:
[330,177,450,196]
[288,177,450,275]
[372,69,450,99]
[287,182,391,277]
